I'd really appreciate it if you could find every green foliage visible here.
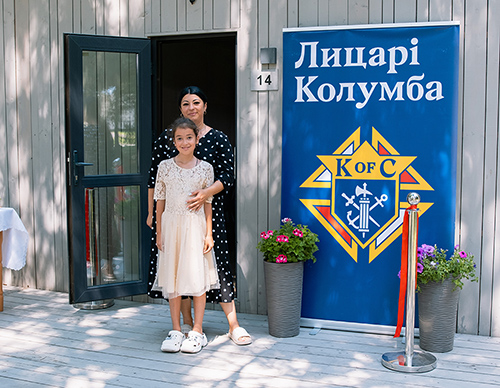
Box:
[417,243,478,291]
[257,218,320,263]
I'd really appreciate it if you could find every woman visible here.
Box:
[147,86,251,346]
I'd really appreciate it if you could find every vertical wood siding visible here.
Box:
[1,0,499,336]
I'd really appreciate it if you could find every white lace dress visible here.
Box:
[152,158,220,299]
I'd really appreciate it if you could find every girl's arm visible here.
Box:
[203,202,214,254]
[156,200,165,252]
[146,130,176,228]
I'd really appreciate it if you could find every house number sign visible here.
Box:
[251,69,279,91]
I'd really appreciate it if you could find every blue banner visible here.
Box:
[282,23,459,326]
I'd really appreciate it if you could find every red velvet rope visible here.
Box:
[85,189,90,263]
[394,204,419,338]
[92,190,99,276]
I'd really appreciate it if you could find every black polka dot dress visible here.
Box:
[147,128,235,304]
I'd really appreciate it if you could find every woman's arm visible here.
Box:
[187,181,224,212]
[213,131,235,192]
[187,131,234,211]
[147,188,155,228]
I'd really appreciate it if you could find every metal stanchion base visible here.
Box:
[73,299,115,310]
[381,351,437,373]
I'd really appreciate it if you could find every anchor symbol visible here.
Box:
[342,183,388,238]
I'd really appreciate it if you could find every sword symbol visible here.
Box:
[370,194,388,211]
[342,193,359,210]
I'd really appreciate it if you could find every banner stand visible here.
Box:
[381,193,437,373]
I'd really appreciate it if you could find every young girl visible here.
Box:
[153,117,219,354]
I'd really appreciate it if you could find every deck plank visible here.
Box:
[1,287,499,387]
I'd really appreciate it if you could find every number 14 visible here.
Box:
[257,74,272,85]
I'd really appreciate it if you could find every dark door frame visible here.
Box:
[65,34,152,304]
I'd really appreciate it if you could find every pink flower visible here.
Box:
[276,235,289,243]
[268,230,274,236]
[459,251,467,259]
[276,254,288,263]
[293,229,303,237]
[281,218,292,223]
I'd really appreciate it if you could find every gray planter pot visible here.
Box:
[418,277,461,353]
[263,260,304,338]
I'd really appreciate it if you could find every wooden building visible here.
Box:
[1,0,499,337]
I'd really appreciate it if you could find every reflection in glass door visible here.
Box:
[84,186,140,287]
[82,50,140,289]
[66,34,152,304]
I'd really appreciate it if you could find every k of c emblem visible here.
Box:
[300,127,434,263]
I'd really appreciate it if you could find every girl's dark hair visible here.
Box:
[171,117,199,138]
[177,86,208,107]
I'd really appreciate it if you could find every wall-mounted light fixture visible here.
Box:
[189,0,196,4]
[260,48,277,65]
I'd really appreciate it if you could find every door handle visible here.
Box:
[73,150,93,185]
[75,162,93,167]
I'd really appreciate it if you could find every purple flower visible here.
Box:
[417,262,424,273]
[397,270,401,279]
[417,244,435,259]
[421,244,435,257]
[417,246,424,258]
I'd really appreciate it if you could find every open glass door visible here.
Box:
[65,34,152,304]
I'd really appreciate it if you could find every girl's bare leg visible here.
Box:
[192,294,206,334]
[168,296,182,332]
[181,298,193,326]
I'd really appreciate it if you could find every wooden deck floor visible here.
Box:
[0,287,499,388]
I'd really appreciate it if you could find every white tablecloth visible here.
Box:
[0,208,28,270]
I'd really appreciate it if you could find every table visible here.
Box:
[0,207,29,311]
